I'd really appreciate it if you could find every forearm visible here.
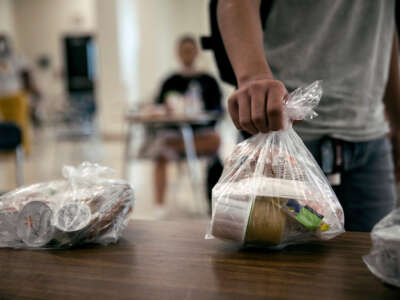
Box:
[383,28,400,131]
[218,0,286,133]
[217,0,272,86]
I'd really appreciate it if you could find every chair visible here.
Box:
[0,122,24,186]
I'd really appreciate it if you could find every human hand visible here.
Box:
[228,77,288,134]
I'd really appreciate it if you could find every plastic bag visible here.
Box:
[207,81,344,249]
[363,208,400,287]
[0,162,135,249]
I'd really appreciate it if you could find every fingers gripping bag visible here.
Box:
[363,208,400,287]
[206,81,344,249]
[0,162,135,249]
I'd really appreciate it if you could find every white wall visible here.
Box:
[6,0,231,136]
[96,0,227,134]
[13,0,97,98]
[96,0,126,134]
[117,0,140,104]
[13,0,96,67]
[0,0,15,37]
[9,0,127,135]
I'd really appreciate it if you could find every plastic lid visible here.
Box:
[16,201,54,247]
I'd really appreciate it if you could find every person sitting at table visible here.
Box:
[153,34,223,217]
[0,34,39,155]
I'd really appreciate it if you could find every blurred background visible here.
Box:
[0,0,237,220]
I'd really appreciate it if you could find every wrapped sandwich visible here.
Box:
[0,162,135,249]
[207,81,344,249]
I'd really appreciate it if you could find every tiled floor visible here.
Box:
[0,117,238,221]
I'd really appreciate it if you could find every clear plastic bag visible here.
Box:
[207,81,344,249]
[363,208,400,287]
[0,162,135,249]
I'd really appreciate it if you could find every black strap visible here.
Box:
[201,0,274,86]
[396,0,400,40]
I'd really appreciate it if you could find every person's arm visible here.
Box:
[157,75,183,106]
[156,78,170,104]
[218,0,286,134]
[383,27,400,181]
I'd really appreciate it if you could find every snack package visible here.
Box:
[207,81,344,249]
[363,208,400,287]
[0,162,135,249]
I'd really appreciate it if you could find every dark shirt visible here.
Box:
[156,72,223,130]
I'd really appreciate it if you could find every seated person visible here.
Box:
[153,35,223,215]
[0,34,38,154]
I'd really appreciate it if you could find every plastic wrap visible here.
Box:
[363,208,400,287]
[207,81,344,249]
[0,162,135,249]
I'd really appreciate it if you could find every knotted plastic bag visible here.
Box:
[207,81,344,248]
[363,208,400,287]
[0,162,135,249]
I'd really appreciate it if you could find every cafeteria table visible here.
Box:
[0,220,399,299]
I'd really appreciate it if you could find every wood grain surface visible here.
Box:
[0,220,399,300]
[125,112,218,125]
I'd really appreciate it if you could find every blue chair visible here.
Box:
[0,122,24,186]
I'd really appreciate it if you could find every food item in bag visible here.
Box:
[207,81,345,248]
[16,201,55,247]
[245,196,287,245]
[0,162,135,249]
[55,203,92,232]
[225,145,306,182]
[363,208,400,287]
[52,203,93,247]
[0,209,19,247]
[211,195,249,242]
[211,177,332,247]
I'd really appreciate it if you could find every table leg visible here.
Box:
[123,123,133,179]
[180,124,202,205]
[15,145,24,186]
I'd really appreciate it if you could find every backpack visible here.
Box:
[201,0,274,86]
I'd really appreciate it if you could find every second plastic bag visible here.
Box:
[363,208,400,287]
[207,81,344,249]
[0,162,134,249]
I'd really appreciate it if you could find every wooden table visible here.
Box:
[124,112,219,125]
[0,220,399,299]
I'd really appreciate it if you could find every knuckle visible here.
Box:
[228,96,237,106]
[230,89,242,99]
[235,86,248,96]
[252,113,265,125]
[268,105,283,117]
[269,80,285,91]
[249,82,264,94]
[240,118,252,128]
